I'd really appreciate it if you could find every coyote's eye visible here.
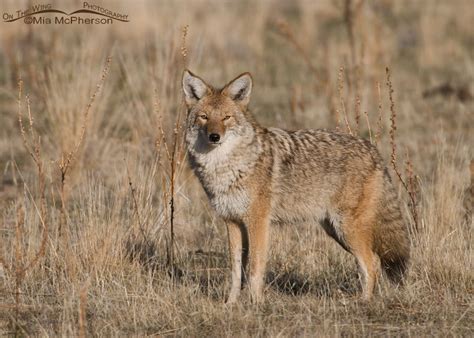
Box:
[223,116,231,121]
[199,114,208,120]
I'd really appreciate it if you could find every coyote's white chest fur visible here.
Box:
[187,131,260,221]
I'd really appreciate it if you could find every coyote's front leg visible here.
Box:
[225,221,248,304]
[247,198,271,303]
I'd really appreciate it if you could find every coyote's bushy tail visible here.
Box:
[379,242,410,284]
[374,179,411,284]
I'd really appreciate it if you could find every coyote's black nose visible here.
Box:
[209,133,220,143]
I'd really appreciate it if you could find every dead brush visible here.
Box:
[57,56,112,243]
[2,58,111,334]
[124,25,190,278]
[0,78,49,335]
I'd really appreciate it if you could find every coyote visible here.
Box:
[182,70,410,303]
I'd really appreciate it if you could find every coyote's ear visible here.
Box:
[223,72,252,108]
[182,70,210,106]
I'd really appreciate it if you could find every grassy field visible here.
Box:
[0,0,472,336]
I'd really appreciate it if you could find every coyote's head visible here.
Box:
[182,70,254,154]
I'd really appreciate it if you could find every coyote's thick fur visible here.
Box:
[182,70,410,303]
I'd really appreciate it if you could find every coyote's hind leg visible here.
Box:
[341,218,379,299]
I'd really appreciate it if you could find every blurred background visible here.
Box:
[1,0,472,171]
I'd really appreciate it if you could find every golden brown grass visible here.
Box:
[0,0,473,336]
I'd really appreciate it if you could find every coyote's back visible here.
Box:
[182,70,410,303]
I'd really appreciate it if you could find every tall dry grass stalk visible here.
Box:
[363,110,372,143]
[181,25,189,68]
[354,91,361,135]
[386,67,419,233]
[337,66,353,135]
[374,81,384,145]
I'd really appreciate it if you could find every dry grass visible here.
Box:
[0,0,473,336]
